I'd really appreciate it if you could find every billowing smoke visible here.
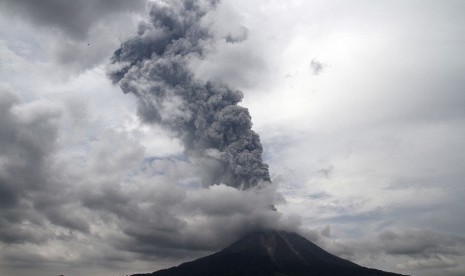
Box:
[108,0,270,189]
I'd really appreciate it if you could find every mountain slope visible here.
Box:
[133,230,408,276]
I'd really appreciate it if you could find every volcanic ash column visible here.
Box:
[108,0,271,190]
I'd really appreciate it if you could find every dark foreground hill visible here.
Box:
[132,230,408,276]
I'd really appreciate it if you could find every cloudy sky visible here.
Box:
[1,0,464,276]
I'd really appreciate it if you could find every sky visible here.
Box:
[0,0,464,276]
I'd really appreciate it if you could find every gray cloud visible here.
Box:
[0,90,62,244]
[321,225,331,237]
[0,0,146,40]
[396,255,458,270]
[0,87,294,274]
[0,0,149,73]
[317,228,465,275]
[225,26,249,43]
[0,83,289,275]
[378,229,465,273]
[378,229,465,257]
[81,179,289,258]
[310,58,326,75]
[187,2,269,90]
[189,42,267,89]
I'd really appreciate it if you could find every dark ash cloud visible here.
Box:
[108,0,270,189]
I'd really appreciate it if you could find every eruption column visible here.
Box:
[108,0,270,189]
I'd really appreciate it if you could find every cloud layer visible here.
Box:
[1,1,465,276]
[0,83,291,276]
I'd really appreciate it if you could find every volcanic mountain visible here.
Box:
[132,230,407,276]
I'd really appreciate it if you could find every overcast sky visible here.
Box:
[0,1,464,276]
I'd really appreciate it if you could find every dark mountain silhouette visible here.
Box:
[132,230,408,276]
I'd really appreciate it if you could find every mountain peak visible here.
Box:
[133,230,408,276]
[219,230,348,267]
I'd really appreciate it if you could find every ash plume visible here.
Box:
[108,0,270,189]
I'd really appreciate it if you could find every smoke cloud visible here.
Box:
[108,0,270,189]
[310,58,326,75]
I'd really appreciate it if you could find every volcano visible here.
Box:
[132,230,407,276]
